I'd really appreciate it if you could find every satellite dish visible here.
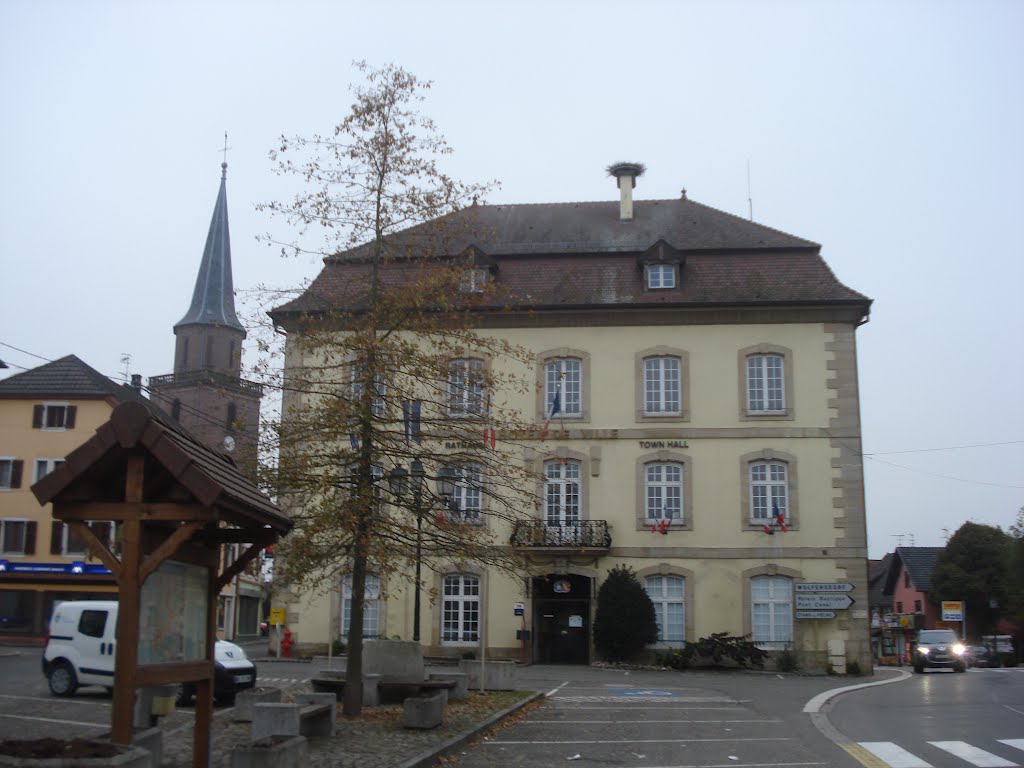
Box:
[223,435,236,452]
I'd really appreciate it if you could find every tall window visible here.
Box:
[447,359,484,416]
[442,464,482,523]
[441,574,480,644]
[643,357,681,415]
[544,460,581,528]
[746,354,785,413]
[342,574,381,639]
[545,358,582,417]
[1,520,29,554]
[645,463,683,523]
[749,462,788,522]
[646,264,676,289]
[34,459,64,483]
[351,363,386,417]
[751,575,793,648]
[645,575,685,644]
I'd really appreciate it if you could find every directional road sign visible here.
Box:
[795,593,855,610]
[796,611,836,620]
[795,583,854,593]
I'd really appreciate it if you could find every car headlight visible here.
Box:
[918,646,930,654]
[952,643,966,655]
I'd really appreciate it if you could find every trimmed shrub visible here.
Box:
[776,648,799,672]
[593,566,658,661]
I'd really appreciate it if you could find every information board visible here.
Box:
[138,560,208,664]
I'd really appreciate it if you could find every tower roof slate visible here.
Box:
[175,163,244,332]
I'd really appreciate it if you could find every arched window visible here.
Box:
[643,356,681,415]
[749,461,788,522]
[447,359,484,416]
[544,459,581,527]
[441,574,480,645]
[341,574,381,640]
[644,462,683,523]
[746,353,785,413]
[751,575,792,648]
[645,575,685,645]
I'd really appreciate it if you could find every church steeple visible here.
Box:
[175,162,244,332]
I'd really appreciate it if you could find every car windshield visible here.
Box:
[918,630,957,643]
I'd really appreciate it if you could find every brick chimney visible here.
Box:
[607,162,646,221]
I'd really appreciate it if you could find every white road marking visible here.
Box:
[859,742,933,767]
[0,694,110,707]
[526,719,782,724]
[928,742,1017,767]
[486,737,793,745]
[0,712,108,728]
[547,680,570,697]
[1001,741,1024,753]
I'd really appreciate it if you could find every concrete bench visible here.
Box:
[251,695,336,742]
[377,679,456,705]
[310,673,381,706]
[428,671,468,701]
[402,691,445,729]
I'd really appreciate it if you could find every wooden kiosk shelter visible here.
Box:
[32,401,291,768]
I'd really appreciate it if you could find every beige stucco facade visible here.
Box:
[281,308,871,671]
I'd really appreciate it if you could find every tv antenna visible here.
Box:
[119,353,131,384]
[747,159,753,221]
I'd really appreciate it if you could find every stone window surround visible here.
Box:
[536,348,591,423]
[635,346,690,422]
[741,565,802,645]
[432,563,487,647]
[634,450,694,532]
[738,343,795,421]
[739,449,799,531]
[636,563,695,646]
[525,447,592,523]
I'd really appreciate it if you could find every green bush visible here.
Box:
[331,638,347,656]
[775,648,799,672]
[690,633,767,669]
[655,647,693,670]
[593,566,658,661]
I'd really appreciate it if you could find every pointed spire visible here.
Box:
[175,162,244,332]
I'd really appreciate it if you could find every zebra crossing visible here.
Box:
[257,676,309,686]
[856,738,1024,767]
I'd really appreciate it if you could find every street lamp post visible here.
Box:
[389,459,425,642]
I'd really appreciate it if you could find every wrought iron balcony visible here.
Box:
[510,520,611,549]
[148,370,263,396]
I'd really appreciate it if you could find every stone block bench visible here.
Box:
[402,691,445,729]
[309,674,456,705]
[251,694,336,742]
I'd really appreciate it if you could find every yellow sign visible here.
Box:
[269,607,286,626]
[941,601,964,622]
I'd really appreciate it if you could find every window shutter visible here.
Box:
[65,406,77,429]
[32,405,44,429]
[92,522,112,548]
[51,521,64,555]
[10,460,23,488]
[25,521,37,554]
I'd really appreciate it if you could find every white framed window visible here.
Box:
[544,459,581,528]
[441,574,480,645]
[351,363,386,417]
[749,461,788,522]
[643,357,681,415]
[1,519,29,554]
[645,575,685,645]
[645,463,683,523]
[32,403,76,431]
[746,354,785,413]
[460,268,488,293]
[645,264,676,289]
[751,575,793,648]
[545,358,582,417]
[447,359,484,417]
[441,464,483,523]
[342,574,381,640]
[53,521,112,557]
[0,459,23,490]
[34,459,64,483]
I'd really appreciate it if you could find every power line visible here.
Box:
[863,454,1024,490]
[0,341,53,363]
[864,440,1024,456]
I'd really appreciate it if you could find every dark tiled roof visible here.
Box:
[868,553,894,608]
[0,355,148,405]
[272,197,869,319]
[891,547,945,594]
[175,163,244,332]
[33,401,288,532]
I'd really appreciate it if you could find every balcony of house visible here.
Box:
[148,370,263,396]
[510,520,612,553]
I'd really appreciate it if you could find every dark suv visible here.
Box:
[912,629,967,673]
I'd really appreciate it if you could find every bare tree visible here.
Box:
[256,62,535,716]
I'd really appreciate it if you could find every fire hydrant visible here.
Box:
[281,629,294,658]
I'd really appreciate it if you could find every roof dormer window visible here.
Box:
[646,264,676,290]
[460,268,489,293]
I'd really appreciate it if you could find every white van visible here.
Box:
[42,600,257,704]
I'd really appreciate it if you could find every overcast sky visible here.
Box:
[2,0,1021,559]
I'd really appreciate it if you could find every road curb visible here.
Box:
[395,690,546,768]
[802,667,910,713]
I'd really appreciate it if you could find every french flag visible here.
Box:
[541,386,561,439]
[773,501,787,533]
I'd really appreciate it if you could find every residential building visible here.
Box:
[148,161,266,638]
[272,163,873,670]
[879,546,946,661]
[0,356,147,637]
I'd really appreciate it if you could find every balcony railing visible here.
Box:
[148,370,263,396]
[510,520,611,549]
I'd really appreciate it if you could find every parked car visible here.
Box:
[42,600,256,704]
[911,628,968,673]
[967,645,999,668]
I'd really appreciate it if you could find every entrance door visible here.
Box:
[536,599,589,664]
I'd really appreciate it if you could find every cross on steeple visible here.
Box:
[221,132,231,178]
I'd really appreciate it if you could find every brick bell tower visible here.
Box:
[149,160,262,476]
